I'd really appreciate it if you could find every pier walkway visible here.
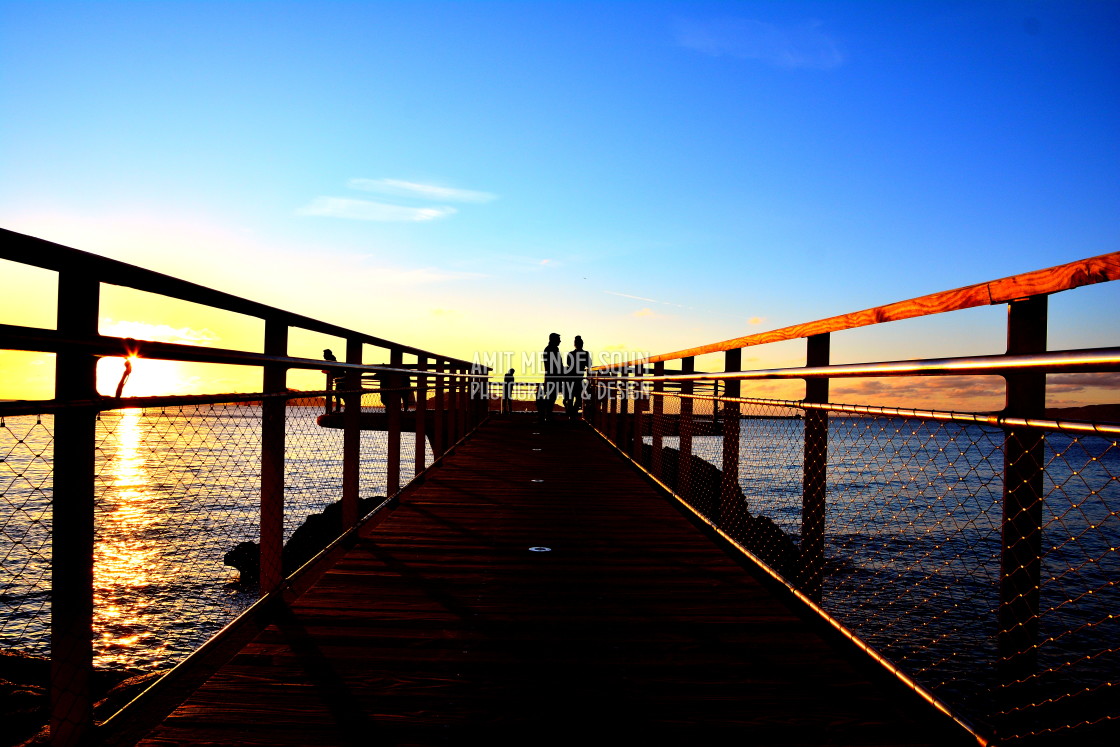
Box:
[131,417,967,746]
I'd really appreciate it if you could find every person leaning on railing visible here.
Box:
[376,367,416,414]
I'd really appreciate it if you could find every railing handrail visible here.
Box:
[0,227,476,368]
[593,250,1120,369]
[587,346,1120,382]
[0,323,492,379]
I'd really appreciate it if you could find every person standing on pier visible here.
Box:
[538,332,563,423]
[564,335,591,418]
[502,368,515,414]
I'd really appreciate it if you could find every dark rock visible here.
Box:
[641,444,801,583]
[223,540,260,583]
[93,670,167,719]
[223,496,383,583]
[0,650,151,747]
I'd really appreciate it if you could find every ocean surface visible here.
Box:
[1,407,1116,733]
[0,406,427,671]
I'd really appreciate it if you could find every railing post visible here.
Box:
[342,339,362,529]
[51,273,99,747]
[613,376,622,441]
[999,295,1048,680]
[260,319,287,596]
[595,377,605,429]
[449,366,460,444]
[632,365,646,463]
[474,366,487,427]
[651,361,665,480]
[679,357,695,496]
[619,367,630,447]
[593,378,602,429]
[433,359,445,456]
[456,365,467,440]
[387,348,402,496]
[721,349,742,525]
[415,355,427,475]
[800,333,829,601]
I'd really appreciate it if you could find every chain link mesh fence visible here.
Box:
[0,377,462,743]
[594,386,1118,745]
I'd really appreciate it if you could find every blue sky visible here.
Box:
[2,1,1118,402]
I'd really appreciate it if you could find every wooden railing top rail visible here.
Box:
[594,251,1120,369]
[0,227,476,367]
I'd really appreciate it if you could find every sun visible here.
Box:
[95,319,214,398]
[98,355,190,398]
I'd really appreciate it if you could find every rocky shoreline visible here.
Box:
[0,650,164,747]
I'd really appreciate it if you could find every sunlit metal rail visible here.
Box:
[3,228,1119,746]
[587,250,1120,745]
[0,228,490,746]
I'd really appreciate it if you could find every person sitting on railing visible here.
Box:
[322,349,341,413]
[563,335,591,418]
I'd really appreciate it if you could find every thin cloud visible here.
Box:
[100,319,218,346]
[605,290,691,309]
[632,308,664,319]
[347,178,498,204]
[467,254,562,271]
[748,316,766,326]
[355,261,486,285]
[607,290,658,303]
[676,18,843,70]
[1048,373,1120,392]
[296,197,456,222]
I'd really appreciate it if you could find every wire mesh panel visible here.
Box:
[607,389,1119,744]
[0,413,54,657]
[91,405,263,670]
[0,389,441,682]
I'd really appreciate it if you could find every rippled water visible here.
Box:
[680,417,1120,735]
[0,406,425,671]
[1,409,1116,737]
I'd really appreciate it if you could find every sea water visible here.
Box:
[0,406,428,670]
[1,410,1116,727]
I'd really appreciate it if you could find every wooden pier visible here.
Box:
[125,417,972,746]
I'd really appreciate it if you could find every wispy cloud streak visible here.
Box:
[347,178,498,204]
[100,319,218,345]
[296,197,456,222]
[676,18,843,70]
[605,290,691,309]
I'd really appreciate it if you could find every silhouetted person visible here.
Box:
[563,335,591,417]
[537,332,562,422]
[376,365,415,415]
[322,349,341,413]
[114,356,133,399]
[503,368,515,414]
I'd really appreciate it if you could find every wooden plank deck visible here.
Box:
[135,417,973,746]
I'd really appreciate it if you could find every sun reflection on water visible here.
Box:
[94,408,167,667]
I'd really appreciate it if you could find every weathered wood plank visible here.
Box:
[133,419,974,746]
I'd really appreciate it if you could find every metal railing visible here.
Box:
[0,228,490,746]
[588,251,1120,745]
[483,380,561,413]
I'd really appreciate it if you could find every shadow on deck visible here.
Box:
[119,417,975,746]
